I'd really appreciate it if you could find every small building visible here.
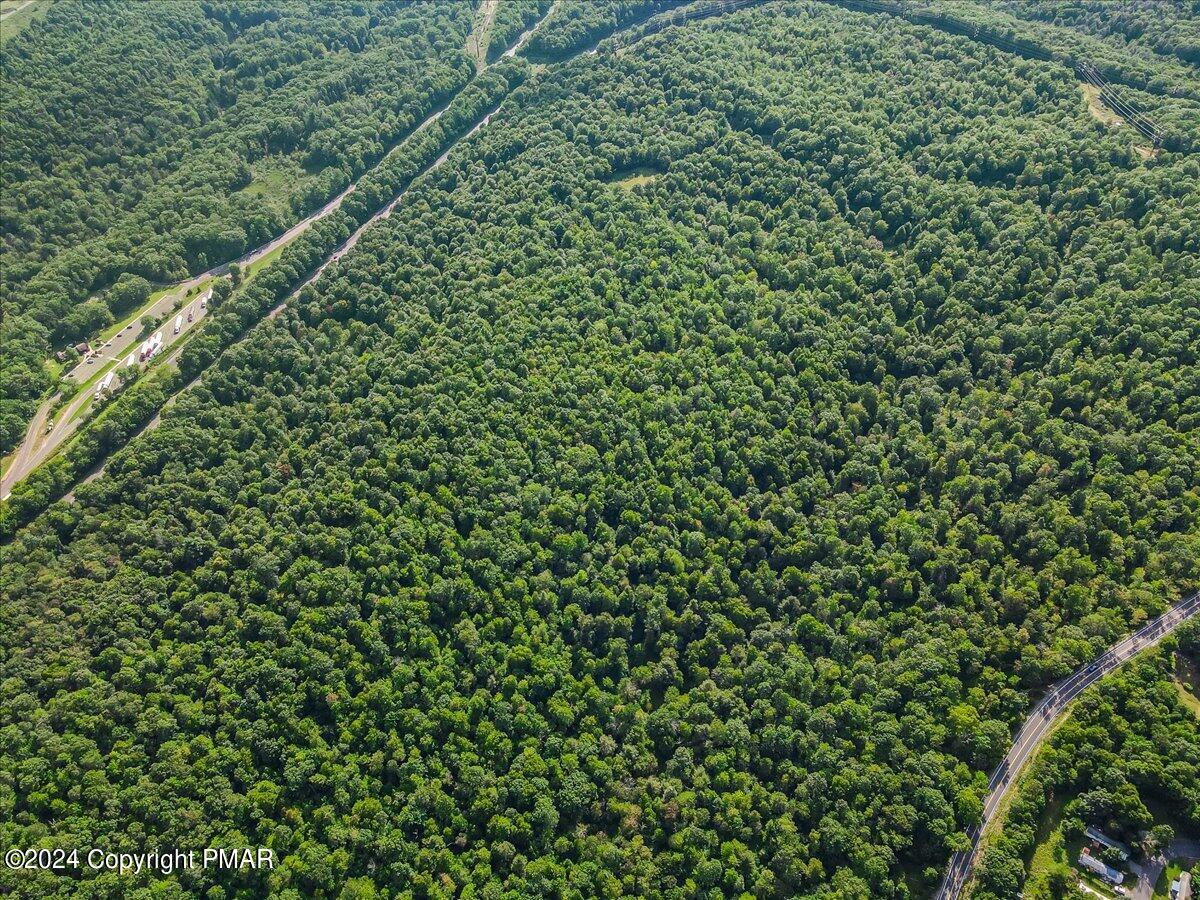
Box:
[1079,849,1124,885]
[1172,871,1193,900]
[74,342,90,355]
[1085,825,1131,861]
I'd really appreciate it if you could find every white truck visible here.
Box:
[94,371,116,400]
[174,314,183,335]
[140,332,164,362]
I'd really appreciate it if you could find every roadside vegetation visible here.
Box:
[1,2,1199,898]
[0,58,529,537]
[524,0,688,59]
[972,624,1200,899]
[0,0,48,41]
[487,0,554,61]
[0,0,477,452]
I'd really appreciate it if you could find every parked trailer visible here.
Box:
[125,352,136,368]
[140,332,164,362]
[94,371,116,400]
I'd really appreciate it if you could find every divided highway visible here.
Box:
[0,4,563,502]
[936,590,1200,900]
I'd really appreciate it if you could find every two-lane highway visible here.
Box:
[1,0,574,503]
[936,591,1200,900]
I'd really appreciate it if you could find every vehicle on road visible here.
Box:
[935,591,1200,900]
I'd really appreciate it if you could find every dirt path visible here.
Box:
[466,0,498,71]
[0,0,36,21]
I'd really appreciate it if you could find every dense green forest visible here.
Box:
[523,0,689,60]
[0,0,475,451]
[486,0,553,62]
[995,0,1200,68]
[933,0,1200,106]
[2,1,1200,898]
[973,627,1200,900]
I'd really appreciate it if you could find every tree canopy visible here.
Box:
[1,2,1199,898]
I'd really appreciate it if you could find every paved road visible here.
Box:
[1,402,50,492]
[62,179,355,391]
[48,11,562,499]
[1,0,558,499]
[1,185,356,499]
[3,83,458,497]
[11,0,756,502]
[936,590,1200,900]
[1134,856,1162,900]
[503,0,558,58]
[0,290,212,499]
[65,287,213,387]
[1132,839,1200,900]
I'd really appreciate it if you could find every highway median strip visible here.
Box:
[1,59,530,538]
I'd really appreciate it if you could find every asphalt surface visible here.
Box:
[0,292,211,499]
[0,0,571,502]
[61,180,354,391]
[935,590,1200,900]
[36,8,563,501]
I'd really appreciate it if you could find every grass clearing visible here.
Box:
[1153,861,1185,900]
[608,165,665,190]
[239,155,317,215]
[1174,655,1200,717]
[245,242,287,280]
[0,0,49,41]
[467,0,498,72]
[1080,83,1123,128]
[1175,677,1200,718]
[1022,795,1069,894]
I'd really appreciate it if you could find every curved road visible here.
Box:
[2,0,582,501]
[11,0,769,502]
[937,589,1200,900]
